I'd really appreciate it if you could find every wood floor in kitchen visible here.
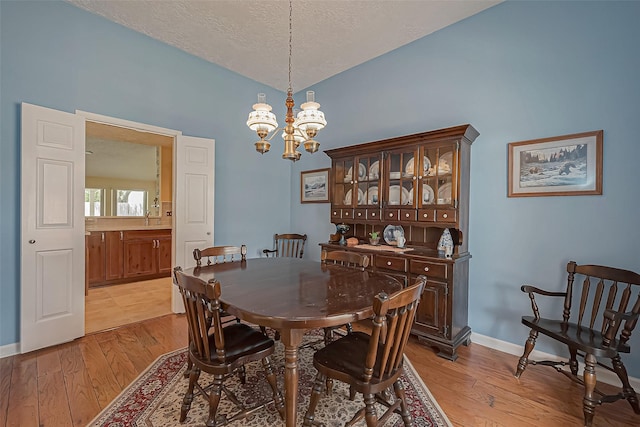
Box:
[85,277,173,334]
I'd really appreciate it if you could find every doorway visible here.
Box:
[81,115,176,333]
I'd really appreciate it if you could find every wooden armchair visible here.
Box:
[173,267,284,426]
[262,233,307,258]
[303,276,426,427]
[515,261,640,427]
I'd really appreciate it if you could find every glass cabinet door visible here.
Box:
[386,149,417,207]
[419,143,458,207]
[332,158,354,207]
[357,155,381,208]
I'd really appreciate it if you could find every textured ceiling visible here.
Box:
[67,0,501,92]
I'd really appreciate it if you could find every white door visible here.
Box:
[173,135,215,312]
[21,103,86,353]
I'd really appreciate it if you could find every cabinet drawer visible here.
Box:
[367,208,381,221]
[417,209,436,222]
[375,255,407,272]
[353,209,367,220]
[436,209,457,223]
[410,260,447,280]
[124,229,171,240]
[331,208,341,221]
[342,209,353,219]
[400,209,416,221]
[383,208,399,222]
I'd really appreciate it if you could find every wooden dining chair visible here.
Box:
[303,276,426,427]
[514,261,640,427]
[173,267,284,426]
[321,249,370,344]
[263,233,307,258]
[194,244,247,266]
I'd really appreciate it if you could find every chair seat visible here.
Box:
[521,316,630,358]
[313,331,394,386]
[201,323,274,364]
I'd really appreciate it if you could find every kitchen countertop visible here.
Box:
[85,225,172,232]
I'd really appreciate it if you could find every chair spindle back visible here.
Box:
[321,250,369,270]
[194,245,247,267]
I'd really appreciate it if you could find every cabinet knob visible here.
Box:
[28,239,36,244]
[443,213,448,218]
[423,213,428,218]
[418,175,423,179]
[387,261,392,266]
[371,212,376,217]
[357,212,362,217]
[333,211,338,215]
[120,231,123,240]
[405,213,410,218]
[424,267,429,272]
[389,213,394,217]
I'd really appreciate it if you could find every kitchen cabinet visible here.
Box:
[85,228,172,287]
[123,229,172,279]
[322,124,478,360]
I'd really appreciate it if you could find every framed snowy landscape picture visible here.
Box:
[301,168,330,203]
[508,130,603,197]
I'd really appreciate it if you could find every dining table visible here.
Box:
[184,257,404,427]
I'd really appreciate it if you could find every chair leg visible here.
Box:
[363,393,379,427]
[184,357,193,378]
[582,353,598,427]
[515,329,538,378]
[180,366,200,422]
[237,365,246,384]
[206,374,224,427]
[569,347,579,376]
[612,355,640,414]
[393,379,414,427]
[262,356,285,419]
[345,322,353,334]
[303,372,326,427]
[324,327,334,346]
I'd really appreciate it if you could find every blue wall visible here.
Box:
[0,1,294,347]
[2,1,640,377]
[293,0,640,376]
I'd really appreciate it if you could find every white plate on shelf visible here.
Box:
[437,183,452,204]
[383,225,405,246]
[347,164,367,181]
[409,184,435,204]
[438,152,453,174]
[369,161,379,180]
[389,171,401,180]
[367,186,379,204]
[344,188,365,205]
[389,185,411,205]
[405,156,431,176]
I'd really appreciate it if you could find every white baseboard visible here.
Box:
[471,332,640,390]
[0,342,20,358]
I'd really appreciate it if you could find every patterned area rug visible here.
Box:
[88,333,452,427]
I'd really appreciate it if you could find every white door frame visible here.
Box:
[76,110,183,311]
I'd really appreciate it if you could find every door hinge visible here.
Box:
[455,141,460,151]
[444,285,449,296]
[443,325,449,337]
[454,199,458,209]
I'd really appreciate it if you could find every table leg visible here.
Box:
[280,329,305,427]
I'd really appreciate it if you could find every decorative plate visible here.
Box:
[438,152,453,174]
[437,182,452,204]
[348,164,367,181]
[383,225,405,246]
[389,171,401,180]
[405,156,431,176]
[344,188,365,205]
[367,186,379,205]
[369,161,380,180]
[408,184,435,204]
[389,185,411,205]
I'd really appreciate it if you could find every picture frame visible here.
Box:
[301,168,331,203]
[508,130,603,197]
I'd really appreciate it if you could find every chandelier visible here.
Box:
[246,0,327,161]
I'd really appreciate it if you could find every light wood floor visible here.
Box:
[85,278,173,334]
[1,315,637,427]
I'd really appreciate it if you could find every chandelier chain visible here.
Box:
[288,0,293,93]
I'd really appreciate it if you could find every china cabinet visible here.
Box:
[322,124,478,360]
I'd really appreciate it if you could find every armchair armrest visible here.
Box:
[520,284,567,321]
[262,248,278,257]
[604,309,638,323]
